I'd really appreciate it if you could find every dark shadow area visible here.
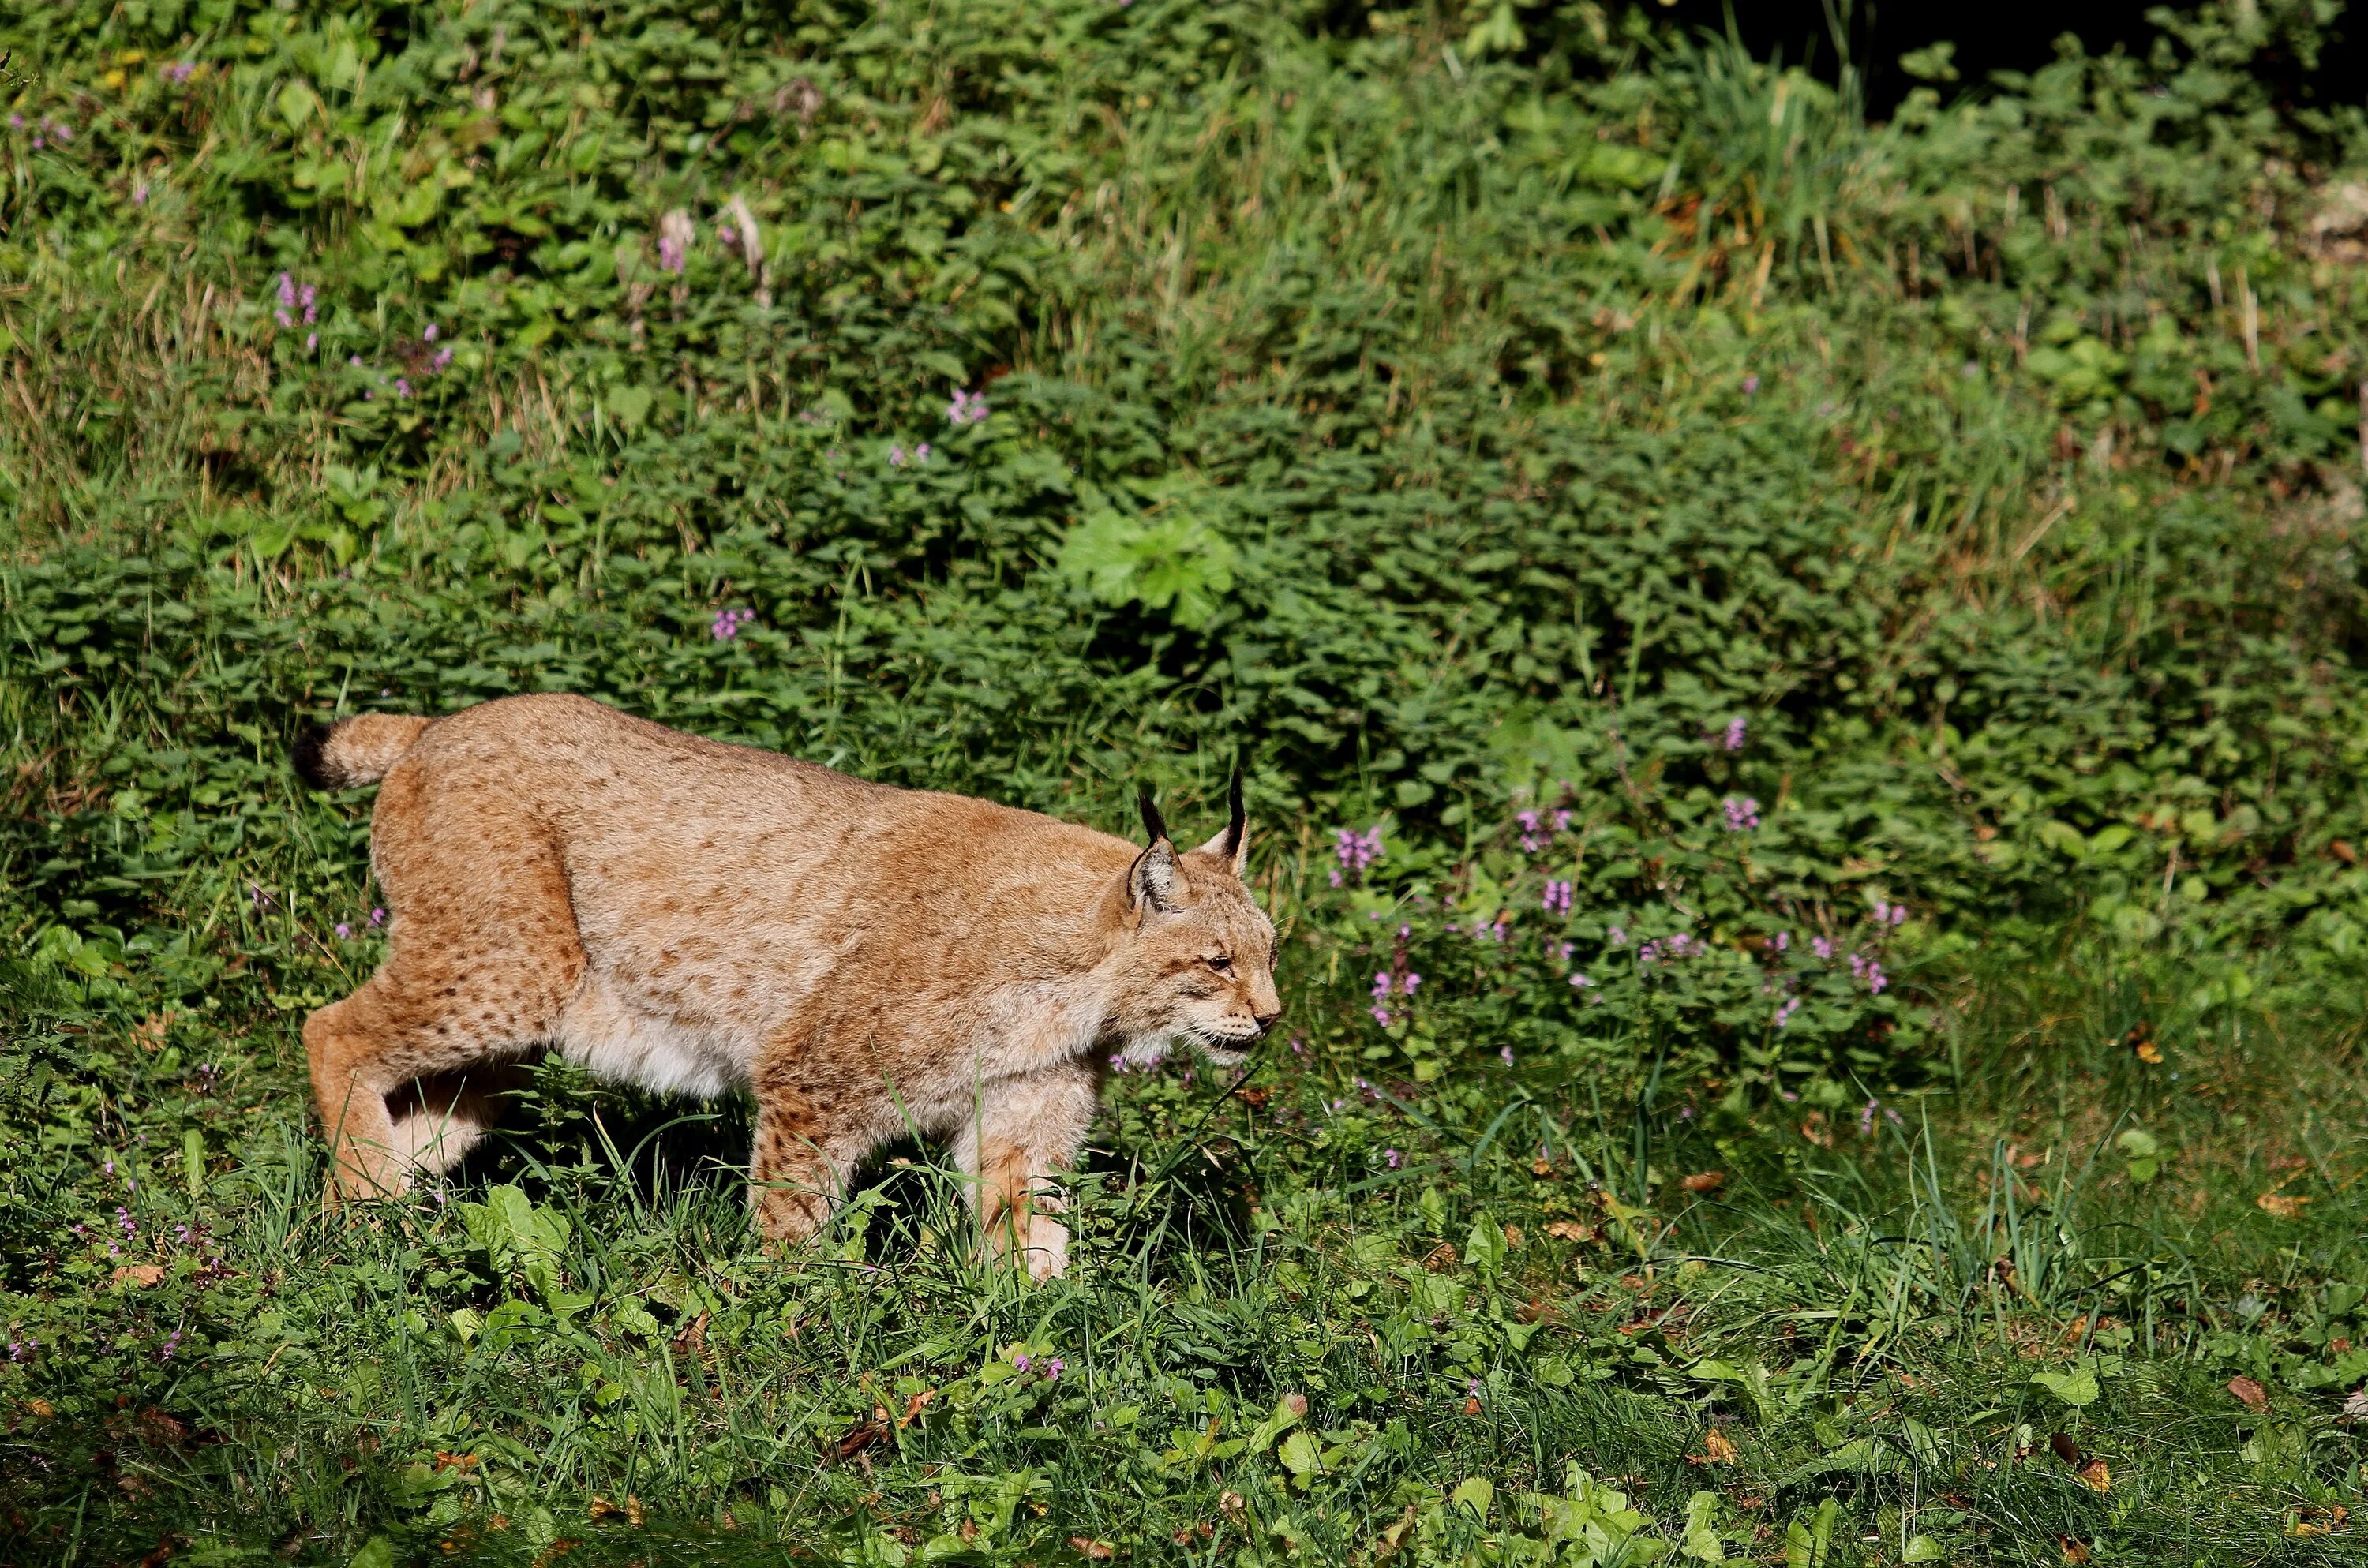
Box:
[1657,0,2367,119]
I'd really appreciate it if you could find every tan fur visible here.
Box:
[298,693,1280,1280]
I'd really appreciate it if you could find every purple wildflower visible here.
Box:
[1774,997,1800,1027]
[710,608,755,641]
[1812,936,1834,961]
[1866,962,1888,994]
[162,62,197,84]
[944,387,991,426]
[133,181,148,205]
[1608,926,1627,946]
[718,223,738,248]
[1045,1357,1065,1380]
[1331,825,1383,885]
[1568,972,1594,989]
[335,922,352,940]
[1012,1351,1031,1372]
[1500,1046,1515,1065]
[302,284,317,324]
[1723,717,1747,751]
[1541,879,1572,915]
[658,234,687,274]
[423,323,439,342]
[392,377,411,398]
[1722,795,1760,832]
[1860,1098,1879,1136]
[1384,1148,1401,1169]
[369,907,386,926]
[159,1329,183,1362]
[1742,374,1760,395]
[1771,930,1789,952]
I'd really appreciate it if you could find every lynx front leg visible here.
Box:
[953,1062,1100,1282]
[747,1085,871,1248]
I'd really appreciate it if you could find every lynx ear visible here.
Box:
[1129,837,1180,913]
[1130,784,1180,912]
[1196,763,1248,877]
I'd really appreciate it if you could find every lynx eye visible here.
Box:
[1205,954,1233,974]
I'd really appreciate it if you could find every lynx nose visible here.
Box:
[1251,1009,1281,1038]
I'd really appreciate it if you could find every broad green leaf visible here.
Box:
[2031,1367,2100,1407]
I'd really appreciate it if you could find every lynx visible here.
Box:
[294,693,1280,1279]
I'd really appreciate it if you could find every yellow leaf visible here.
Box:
[2257,1192,2308,1219]
[2078,1458,2110,1493]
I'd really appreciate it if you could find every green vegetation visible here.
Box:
[6,0,2368,1561]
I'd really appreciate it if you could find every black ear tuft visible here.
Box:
[1220,758,1246,860]
[292,721,338,789]
[1138,782,1168,846]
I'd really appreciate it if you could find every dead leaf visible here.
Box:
[2049,1431,2081,1465]
[2288,1504,2350,1536]
[1068,1537,1115,1560]
[1502,1225,1523,1248]
[1422,1241,1459,1272]
[1531,1158,1554,1177]
[1463,1395,1482,1415]
[1680,1171,1725,1194]
[26,1398,54,1418]
[2078,1458,2111,1493]
[834,1411,890,1462]
[2058,1536,2091,1564]
[1218,1491,1245,1517]
[1695,1428,1738,1464]
[111,1264,167,1289]
[2257,1192,2309,1219]
[1543,1220,1594,1243]
[896,1389,935,1428]
[2228,1375,2270,1413]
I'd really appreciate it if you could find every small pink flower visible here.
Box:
[335,922,352,940]
[1384,1148,1401,1169]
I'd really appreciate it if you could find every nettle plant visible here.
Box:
[1310,723,1930,1106]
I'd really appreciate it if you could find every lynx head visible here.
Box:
[1106,771,1280,1072]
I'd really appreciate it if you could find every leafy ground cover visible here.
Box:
[6,0,2368,1562]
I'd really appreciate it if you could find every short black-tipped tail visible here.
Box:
[293,713,432,789]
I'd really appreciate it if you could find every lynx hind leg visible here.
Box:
[305,799,585,1205]
[386,1065,528,1179]
[953,1063,1100,1282]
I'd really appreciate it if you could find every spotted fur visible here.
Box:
[296,693,1280,1279]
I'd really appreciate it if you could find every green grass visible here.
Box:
[7,0,2368,1562]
